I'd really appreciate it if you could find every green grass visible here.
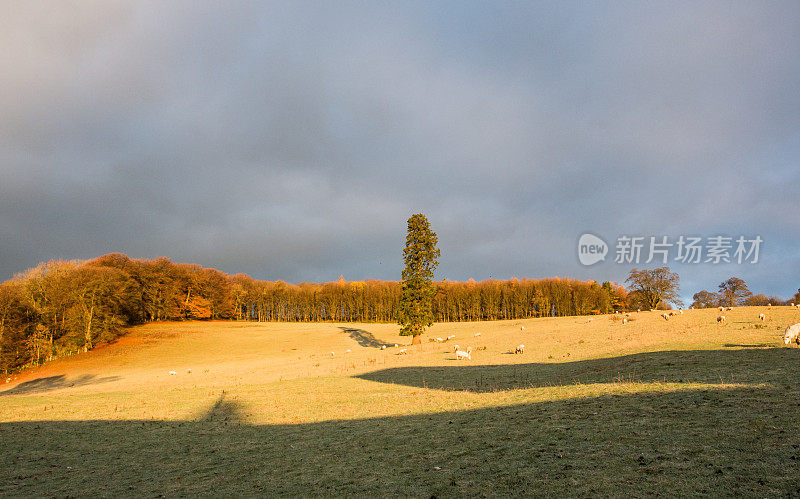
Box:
[1,308,800,496]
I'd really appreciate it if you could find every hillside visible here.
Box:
[1,306,799,496]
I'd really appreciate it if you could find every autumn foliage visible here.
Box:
[0,253,625,374]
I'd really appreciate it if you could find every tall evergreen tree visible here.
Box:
[398,214,440,344]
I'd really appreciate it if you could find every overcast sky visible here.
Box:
[1,1,799,302]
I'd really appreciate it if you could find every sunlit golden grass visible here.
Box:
[1,306,799,496]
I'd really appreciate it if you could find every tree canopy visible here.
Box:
[625,267,682,310]
[397,214,441,344]
[718,277,752,307]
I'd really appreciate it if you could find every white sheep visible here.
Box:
[716,315,726,323]
[474,332,481,336]
[455,347,472,360]
[453,345,460,353]
[434,337,444,343]
[726,307,733,311]
[679,309,684,315]
[661,313,669,321]
[447,334,456,340]
[758,313,765,321]
[520,326,525,331]
[515,344,524,354]
[331,351,335,356]
[719,307,725,312]
[346,349,351,353]
[622,317,628,324]
[381,345,386,350]
[397,348,408,355]
[624,312,631,317]
[587,318,594,323]
[637,308,641,312]
[784,323,800,345]
[169,371,177,375]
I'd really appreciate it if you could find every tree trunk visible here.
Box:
[412,334,421,345]
[84,303,94,353]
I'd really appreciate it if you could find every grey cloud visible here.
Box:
[1,1,798,299]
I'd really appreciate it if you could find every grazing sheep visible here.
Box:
[520,326,525,331]
[661,313,669,321]
[455,347,472,360]
[726,307,732,311]
[622,318,628,324]
[587,318,593,323]
[331,351,335,356]
[381,345,386,350]
[447,334,456,341]
[719,307,725,312]
[346,349,351,353]
[453,345,460,353]
[394,344,399,348]
[474,332,481,337]
[624,312,632,317]
[650,309,657,312]
[515,344,525,354]
[784,323,800,345]
[169,371,177,376]
[434,337,444,343]
[758,313,765,321]
[397,348,408,355]
[716,315,726,323]
[679,309,684,315]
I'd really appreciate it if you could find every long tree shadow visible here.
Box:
[339,326,393,348]
[356,348,800,393]
[1,384,798,496]
[0,374,121,396]
[1,348,799,496]
[202,393,245,423]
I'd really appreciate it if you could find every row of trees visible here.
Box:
[0,252,628,374]
[691,277,793,308]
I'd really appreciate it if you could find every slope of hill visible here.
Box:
[1,307,798,496]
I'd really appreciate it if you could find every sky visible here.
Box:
[1,1,799,303]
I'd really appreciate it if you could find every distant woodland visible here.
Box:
[0,253,626,373]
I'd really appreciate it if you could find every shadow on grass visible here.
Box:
[340,327,393,348]
[1,348,799,496]
[202,394,245,423]
[0,374,121,396]
[356,348,800,393]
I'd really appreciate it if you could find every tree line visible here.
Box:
[691,277,795,308]
[0,253,627,374]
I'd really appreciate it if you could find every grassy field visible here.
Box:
[1,306,799,496]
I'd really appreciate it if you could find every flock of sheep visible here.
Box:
[410,306,800,363]
[159,305,790,376]
[161,306,800,375]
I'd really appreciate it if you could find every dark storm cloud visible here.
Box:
[1,1,799,300]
